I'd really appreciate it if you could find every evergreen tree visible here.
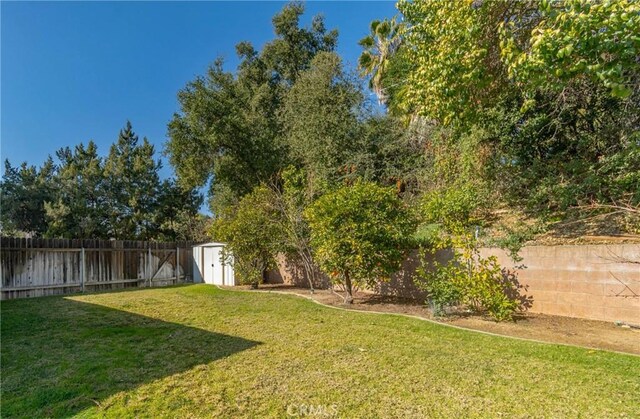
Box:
[1,158,57,236]
[45,141,108,238]
[155,178,204,241]
[103,121,162,240]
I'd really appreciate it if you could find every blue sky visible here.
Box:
[1,1,397,179]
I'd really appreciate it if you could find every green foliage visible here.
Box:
[281,52,363,188]
[305,181,415,302]
[166,3,337,212]
[1,122,204,240]
[371,0,640,235]
[358,17,403,104]
[487,223,543,263]
[103,122,162,240]
[420,184,483,235]
[501,0,640,99]
[397,0,519,125]
[166,57,284,205]
[415,245,521,321]
[212,185,280,286]
[155,178,206,241]
[44,141,107,238]
[0,158,56,236]
[415,251,462,316]
[493,82,640,212]
[263,1,338,85]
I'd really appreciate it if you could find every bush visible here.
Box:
[305,181,415,303]
[415,245,521,321]
[212,185,279,287]
[416,252,462,316]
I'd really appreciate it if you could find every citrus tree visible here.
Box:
[305,181,415,303]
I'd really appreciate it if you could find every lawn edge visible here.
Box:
[215,285,640,358]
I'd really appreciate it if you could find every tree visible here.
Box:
[166,58,283,207]
[155,178,205,241]
[281,52,363,188]
[0,158,57,236]
[396,0,530,125]
[371,0,639,226]
[166,2,337,214]
[269,166,319,292]
[500,0,640,100]
[212,185,280,287]
[358,17,403,104]
[305,181,415,303]
[44,141,108,238]
[2,122,204,240]
[262,1,338,85]
[103,121,162,240]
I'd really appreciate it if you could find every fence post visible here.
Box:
[81,247,86,293]
[176,246,180,283]
[147,246,152,287]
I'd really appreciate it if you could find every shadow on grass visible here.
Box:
[1,296,260,418]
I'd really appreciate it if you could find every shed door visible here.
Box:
[205,247,225,285]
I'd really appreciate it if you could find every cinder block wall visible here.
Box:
[479,244,640,324]
[267,244,640,324]
[266,253,330,289]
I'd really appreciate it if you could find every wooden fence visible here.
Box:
[1,238,196,299]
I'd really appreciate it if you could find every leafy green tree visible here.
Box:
[281,52,363,188]
[3,123,204,240]
[491,81,640,212]
[262,1,338,85]
[396,0,527,125]
[104,121,162,240]
[166,2,337,214]
[305,181,415,303]
[166,57,283,206]
[269,166,319,291]
[372,0,639,225]
[212,185,280,287]
[155,178,205,241]
[500,0,640,100]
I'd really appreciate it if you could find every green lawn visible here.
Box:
[1,285,639,418]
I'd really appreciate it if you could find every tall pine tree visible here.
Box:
[45,141,108,238]
[104,121,161,240]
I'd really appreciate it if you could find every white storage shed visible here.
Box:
[192,242,235,286]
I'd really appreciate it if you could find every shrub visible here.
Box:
[212,185,279,287]
[305,181,415,303]
[415,244,521,321]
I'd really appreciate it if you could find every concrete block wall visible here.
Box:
[267,244,639,324]
[479,244,640,324]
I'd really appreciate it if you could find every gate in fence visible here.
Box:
[0,238,196,299]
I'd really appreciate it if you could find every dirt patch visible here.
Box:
[231,284,640,356]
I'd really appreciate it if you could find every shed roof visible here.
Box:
[193,242,227,248]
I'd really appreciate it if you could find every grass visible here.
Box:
[1,285,639,418]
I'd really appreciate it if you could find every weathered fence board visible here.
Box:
[1,238,196,299]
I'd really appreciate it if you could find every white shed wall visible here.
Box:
[192,243,235,286]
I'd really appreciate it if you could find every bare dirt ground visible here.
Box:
[230,284,640,356]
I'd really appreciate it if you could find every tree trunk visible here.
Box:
[300,251,315,294]
[344,271,354,304]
